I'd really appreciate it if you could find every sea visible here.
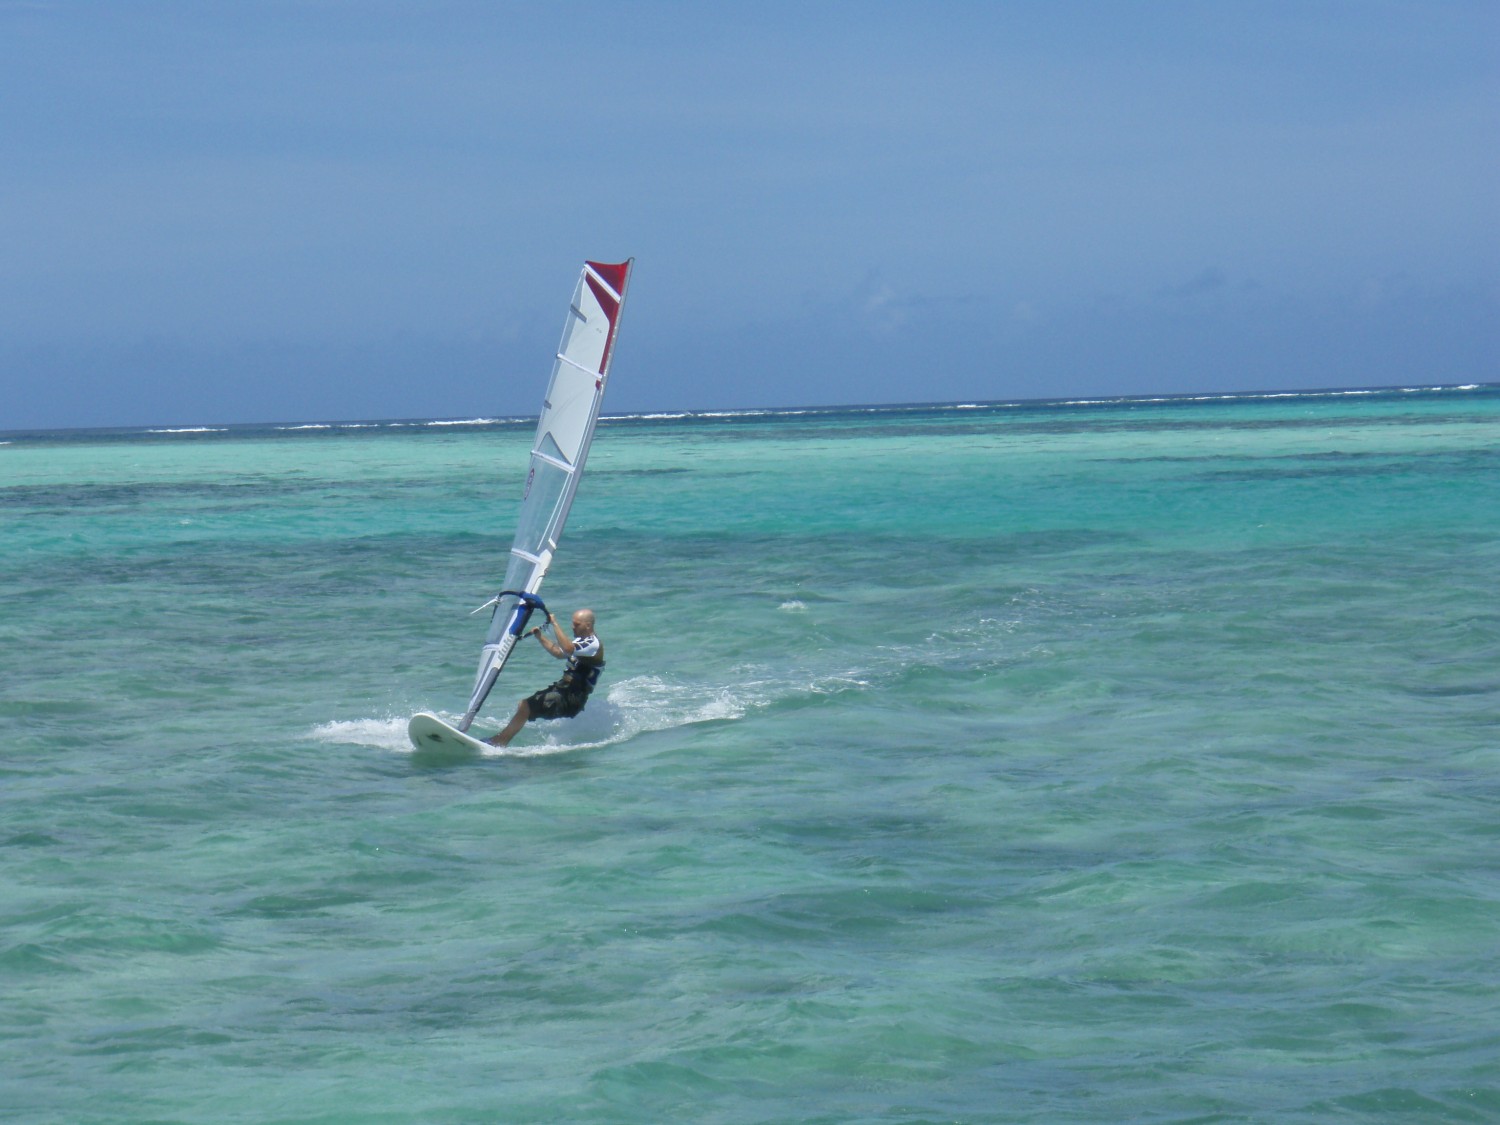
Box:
[2,384,1497,1123]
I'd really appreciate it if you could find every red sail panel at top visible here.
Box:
[586,259,630,298]
[584,259,632,376]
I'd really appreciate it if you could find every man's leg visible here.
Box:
[487,699,530,747]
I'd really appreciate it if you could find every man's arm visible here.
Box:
[532,614,574,658]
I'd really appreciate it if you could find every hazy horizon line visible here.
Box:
[3,381,1494,442]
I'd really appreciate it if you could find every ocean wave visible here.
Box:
[146,426,228,434]
[311,717,412,752]
[608,386,1491,424]
[311,611,1061,761]
[311,673,759,759]
[1057,385,1483,409]
[607,409,785,421]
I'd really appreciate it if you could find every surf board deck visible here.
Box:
[408,711,492,754]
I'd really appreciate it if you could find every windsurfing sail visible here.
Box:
[455,258,633,732]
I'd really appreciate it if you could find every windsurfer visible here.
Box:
[486,609,605,747]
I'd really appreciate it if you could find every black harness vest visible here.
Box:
[561,640,604,695]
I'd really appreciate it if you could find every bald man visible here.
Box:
[486,608,605,747]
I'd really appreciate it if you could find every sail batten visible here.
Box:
[454,258,632,732]
[556,352,601,376]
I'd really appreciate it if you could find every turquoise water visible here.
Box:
[3,386,1498,1122]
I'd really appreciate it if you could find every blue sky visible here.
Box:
[2,1,1495,428]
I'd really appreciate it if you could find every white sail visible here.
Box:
[457,258,633,731]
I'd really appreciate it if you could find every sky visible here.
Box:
[1,1,1496,429]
